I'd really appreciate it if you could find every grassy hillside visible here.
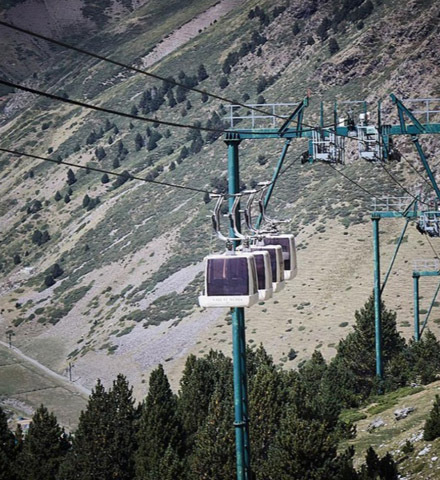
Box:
[342,380,440,478]
[1,0,440,408]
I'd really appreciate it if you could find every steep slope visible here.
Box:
[1,0,440,406]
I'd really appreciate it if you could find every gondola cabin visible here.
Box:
[240,250,273,301]
[262,234,297,280]
[250,245,285,293]
[199,253,259,308]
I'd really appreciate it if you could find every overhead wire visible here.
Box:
[0,79,226,133]
[0,147,276,196]
[400,152,434,189]
[0,20,288,121]
[326,162,440,261]
[0,147,212,194]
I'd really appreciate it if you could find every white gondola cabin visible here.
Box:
[262,234,297,280]
[250,245,285,292]
[240,250,273,301]
[199,253,259,308]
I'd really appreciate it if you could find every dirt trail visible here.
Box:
[0,340,90,397]
[141,0,242,69]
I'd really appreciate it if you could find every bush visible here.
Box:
[424,395,440,441]
[329,37,340,55]
[44,275,55,288]
[219,76,229,89]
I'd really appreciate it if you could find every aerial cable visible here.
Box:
[0,147,212,194]
[0,21,343,134]
[1,147,272,196]
[325,163,376,199]
[0,20,287,121]
[326,163,440,260]
[378,162,429,205]
[0,79,226,133]
[426,235,440,260]
[400,151,436,191]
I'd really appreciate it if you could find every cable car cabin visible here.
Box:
[262,234,297,280]
[417,211,440,237]
[241,250,273,301]
[250,245,285,293]
[357,125,381,161]
[199,254,259,308]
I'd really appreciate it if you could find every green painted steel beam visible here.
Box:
[370,211,420,218]
[255,139,291,230]
[381,218,409,294]
[390,93,425,133]
[412,135,440,201]
[413,270,440,277]
[413,274,420,341]
[372,217,383,380]
[420,280,440,338]
[227,123,440,140]
[225,136,250,480]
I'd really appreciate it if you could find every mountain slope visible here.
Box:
[1,0,440,403]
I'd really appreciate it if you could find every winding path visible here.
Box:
[0,340,90,397]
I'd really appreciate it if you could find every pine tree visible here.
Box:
[177,352,231,455]
[135,133,144,151]
[54,191,62,202]
[106,375,137,480]
[409,330,440,384]
[189,383,235,480]
[32,229,43,245]
[82,194,90,208]
[250,364,290,477]
[60,378,136,479]
[64,194,71,204]
[13,254,21,265]
[101,173,110,184]
[219,76,229,89]
[424,395,440,441]
[136,366,182,480]
[330,295,405,403]
[51,263,63,278]
[0,406,16,480]
[292,21,300,35]
[17,405,69,480]
[329,37,340,55]
[95,146,106,160]
[66,169,77,185]
[197,64,209,82]
[264,411,356,479]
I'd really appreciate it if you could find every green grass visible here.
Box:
[0,345,87,429]
[366,386,425,415]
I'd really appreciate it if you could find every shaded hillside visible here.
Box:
[0,0,440,405]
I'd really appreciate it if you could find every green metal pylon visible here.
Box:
[413,273,420,341]
[372,215,383,380]
[225,133,250,480]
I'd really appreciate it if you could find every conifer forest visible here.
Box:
[1,0,440,478]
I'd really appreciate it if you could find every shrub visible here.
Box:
[44,275,55,288]
[424,395,440,440]
[219,76,229,89]
[329,37,340,55]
